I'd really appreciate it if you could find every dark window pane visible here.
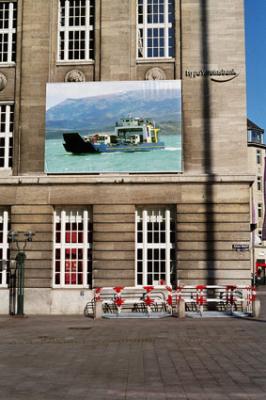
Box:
[138,232,143,243]
[148,262,152,273]
[137,261,143,273]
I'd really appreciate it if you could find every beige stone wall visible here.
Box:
[93,205,135,287]
[0,0,247,176]
[182,0,247,174]
[0,0,252,304]
[0,178,252,288]
[13,0,50,174]
[176,201,250,285]
[10,205,53,288]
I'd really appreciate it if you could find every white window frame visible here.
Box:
[57,0,94,62]
[137,0,174,60]
[0,1,16,64]
[135,207,174,287]
[0,210,9,287]
[53,208,92,288]
[258,203,263,219]
[0,103,14,170]
[257,176,262,191]
[256,150,261,165]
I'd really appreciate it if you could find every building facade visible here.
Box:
[247,119,266,285]
[0,0,253,314]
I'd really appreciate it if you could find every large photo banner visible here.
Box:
[45,80,182,173]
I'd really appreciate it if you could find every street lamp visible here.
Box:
[8,230,35,316]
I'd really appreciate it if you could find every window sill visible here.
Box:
[52,286,91,290]
[0,169,12,176]
[0,63,16,68]
[56,60,95,66]
[136,58,175,64]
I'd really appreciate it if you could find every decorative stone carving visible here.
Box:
[0,73,7,91]
[65,69,86,83]
[145,67,166,81]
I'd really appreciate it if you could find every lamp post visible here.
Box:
[8,231,34,316]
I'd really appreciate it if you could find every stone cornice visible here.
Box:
[0,174,255,185]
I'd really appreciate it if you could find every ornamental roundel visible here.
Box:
[145,67,167,81]
[0,73,7,91]
[64,69,86,83]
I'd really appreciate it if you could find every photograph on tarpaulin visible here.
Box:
[45,80,182,173]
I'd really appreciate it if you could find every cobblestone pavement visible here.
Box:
[1,305,266,400]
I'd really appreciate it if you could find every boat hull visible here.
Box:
[63,133,165,154]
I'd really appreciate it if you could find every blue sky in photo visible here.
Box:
[245,0,266,133]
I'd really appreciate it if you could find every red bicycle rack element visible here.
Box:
[144,295,154,307]
[114,297,125,307]
[143,286,154,294]
[113,286,124,294]
[167,294,173,306]
[251,286,256,302]
[246,286,256,313]
[196,285,206,306]
[175,286,183,303]
[226,285,236,306]
[95,287,102,301]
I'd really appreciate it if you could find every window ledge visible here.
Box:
[136,58,175,64]
[0,63,16,68]
[0,169,12,176]
[56,60,95,66]
[52,286,91,290]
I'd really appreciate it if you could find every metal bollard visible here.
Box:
[94,300,103,319]
[178,298,186,319]
[252,299,261,318]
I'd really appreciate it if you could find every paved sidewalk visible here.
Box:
[0,314,266,400]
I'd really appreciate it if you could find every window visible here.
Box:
[0,2,16,64]
[54,208,93,287]
[258,203,263,219]
[248,130,263,144]
[136,207,175,286]
[256,150,261,165]
[137,0,174,59]
[0,210,9,287]
[0,104,14,169]
[58,0,95,62]
[257,176,262,191]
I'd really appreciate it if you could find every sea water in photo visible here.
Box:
[45,134,182,173]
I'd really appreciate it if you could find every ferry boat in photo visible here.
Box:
[63,117,165,154]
